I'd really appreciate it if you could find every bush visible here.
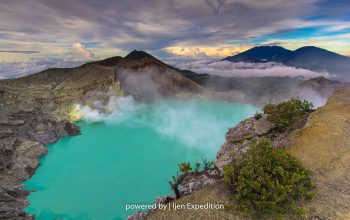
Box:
[224,138,314,216]
[223,165,234,184]
[254,112,263,120]
[263,98,313,130]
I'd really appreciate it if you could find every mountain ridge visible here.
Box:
[223,45,350,79]
[224,45,350,61]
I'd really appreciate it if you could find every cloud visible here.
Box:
[177,60,329,78]
[72,42,96,60]
[0,60,84,79]
[0,0,349,62]
[0,50,39,54]
[164,45,252,58]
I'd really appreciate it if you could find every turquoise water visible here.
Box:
[24,99,258,220]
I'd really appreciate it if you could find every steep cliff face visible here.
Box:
[0,63,123,121]
[147,89,350,220]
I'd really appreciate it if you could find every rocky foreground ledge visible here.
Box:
[145,89,350,220]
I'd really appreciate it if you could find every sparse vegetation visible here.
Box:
[169,158,222,199]
[254,112,263,120]
[178,162,192,173]
[224,138,314,216]
[201,157,214,170]
[263,98,313,130]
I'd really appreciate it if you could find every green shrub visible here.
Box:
[178,162,192,173]
[263,98,313,130]
[223,165,234,184]
[224,138,314,216]
[254,112,263,120]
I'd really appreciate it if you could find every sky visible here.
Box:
[0,0,350,77]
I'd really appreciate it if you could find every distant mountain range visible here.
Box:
[223,46,350,78]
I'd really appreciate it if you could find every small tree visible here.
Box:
[263,98,313,130]
[169,159,222,199]
[178,162,192,173]
[194,161,200,173]
[201,157,214,170]
[254,112,263,120]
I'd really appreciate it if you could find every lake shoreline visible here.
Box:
[23,100,258,219]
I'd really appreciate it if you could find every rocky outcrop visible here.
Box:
[0,186,30,220]
[11,141,46,180]
[224,115,275,143]
[0,140,48,219]
[0,108,81,219]
[215,113,298,170]
[180,174,218,196]
[0,63,123,121]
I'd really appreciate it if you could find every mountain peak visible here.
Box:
[254,45,287,49]
[294,46,327,53]
[223,45,292,62]
[246,45,292,55]
[125,50,155,60]
[293,46,344,57]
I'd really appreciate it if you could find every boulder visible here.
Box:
[181,175,218,196]
[11,141,47,180]
[225,118,255,143]
[254,114,275,135]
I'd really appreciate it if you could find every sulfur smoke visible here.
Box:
[76,96,257,151]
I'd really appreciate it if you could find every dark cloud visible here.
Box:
[0,50,39,54]
[0,60,84,79]
[0,0,349,62]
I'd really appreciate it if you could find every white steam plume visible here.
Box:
[75,97,257,150]
[75,96,138,123]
